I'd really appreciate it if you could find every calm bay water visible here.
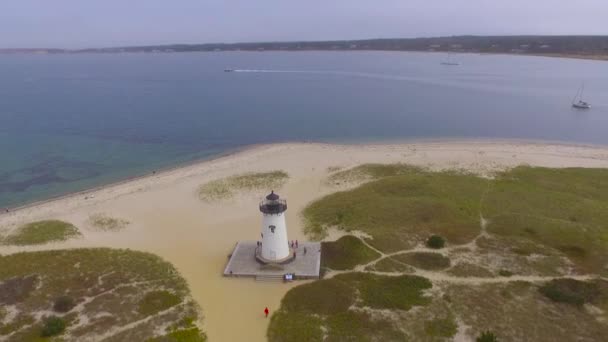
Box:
[1,51,607,207]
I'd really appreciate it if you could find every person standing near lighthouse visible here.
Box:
[259,191,290,262]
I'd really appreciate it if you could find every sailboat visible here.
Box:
[572,83,591,109]
[440,52,460,66]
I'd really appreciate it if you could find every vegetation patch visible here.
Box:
[198,170,289,200]
[268,272,431,341]
[0,248,205,341]
[325,310,406,341]
[2,220,81,245]
[498,269,513,277]
[393,252,451,271]
[53,295,76,313]
[306,167,486,248]
[281,277,356,315]
[426,235,446,249]
[267,311,323,342]
[0,275,38,305]
[447,263,494,278]
[445,281,608,341]
[88,213,130,231]
[139,290,182,316]
[321,236,380,270]
[41,316,66,337]
[424,317,458,338]
[314,164,608,272]
[482,166,608,272]
[0,314,34,336]
[344,273,432,310]
[477,331,499,342]
[328,163,424,184]
[539,278,602,306]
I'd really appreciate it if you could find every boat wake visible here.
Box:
[227,69,487,91]
[232,69,312,73]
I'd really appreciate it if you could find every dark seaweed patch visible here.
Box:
[0,157,104,193]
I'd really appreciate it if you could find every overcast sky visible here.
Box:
[2,0,607,48]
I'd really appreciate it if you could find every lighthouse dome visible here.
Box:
[266,190,280,200]
[260,191,287,214]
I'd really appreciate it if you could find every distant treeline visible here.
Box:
[3,36,608,57]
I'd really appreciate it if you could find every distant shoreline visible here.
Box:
[1,49,607,62]
[2,35,608,62]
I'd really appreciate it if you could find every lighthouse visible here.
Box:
[259,191,290,262]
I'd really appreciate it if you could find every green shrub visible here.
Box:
[476,330,498,342]
[40,316,66,337]
[53,295,76,313]
[426,235,446,249]
[498,269,513,277]
[539,279,600,306]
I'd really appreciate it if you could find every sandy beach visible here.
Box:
[2,140,608,341]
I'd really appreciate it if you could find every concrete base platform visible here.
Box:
[224,241,321,280]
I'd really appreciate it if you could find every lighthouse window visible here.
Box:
[269,225,276,233]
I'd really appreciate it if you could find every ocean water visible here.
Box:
[1,51,607,207]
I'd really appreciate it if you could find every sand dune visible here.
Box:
[2,140,608,341]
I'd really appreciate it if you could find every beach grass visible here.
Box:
[424,317,458,338]
[305,166,487,249]
[267,311,324,342]
[0,248,205,341]
[338,272,432,310]
[198,170,289,200]
[393,252,451,271]
[88,213,130,232]
[327,163,424,184]
[482,166,608,273]
[138,290,182,316]
[321,236,380,270]
[447,262,495,278]
[268,272,429,342]
[444,281,608,341]
[2,220,81,245]
[308,164,608,273]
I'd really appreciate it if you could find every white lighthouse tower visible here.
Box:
[259,191,290,262]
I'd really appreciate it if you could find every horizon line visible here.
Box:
[2,34,608,51]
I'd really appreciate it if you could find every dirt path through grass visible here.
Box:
[329,225,607,286]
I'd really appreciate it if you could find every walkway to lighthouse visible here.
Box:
[223,241,321,280]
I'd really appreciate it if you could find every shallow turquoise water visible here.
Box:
[1,51,607,207]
